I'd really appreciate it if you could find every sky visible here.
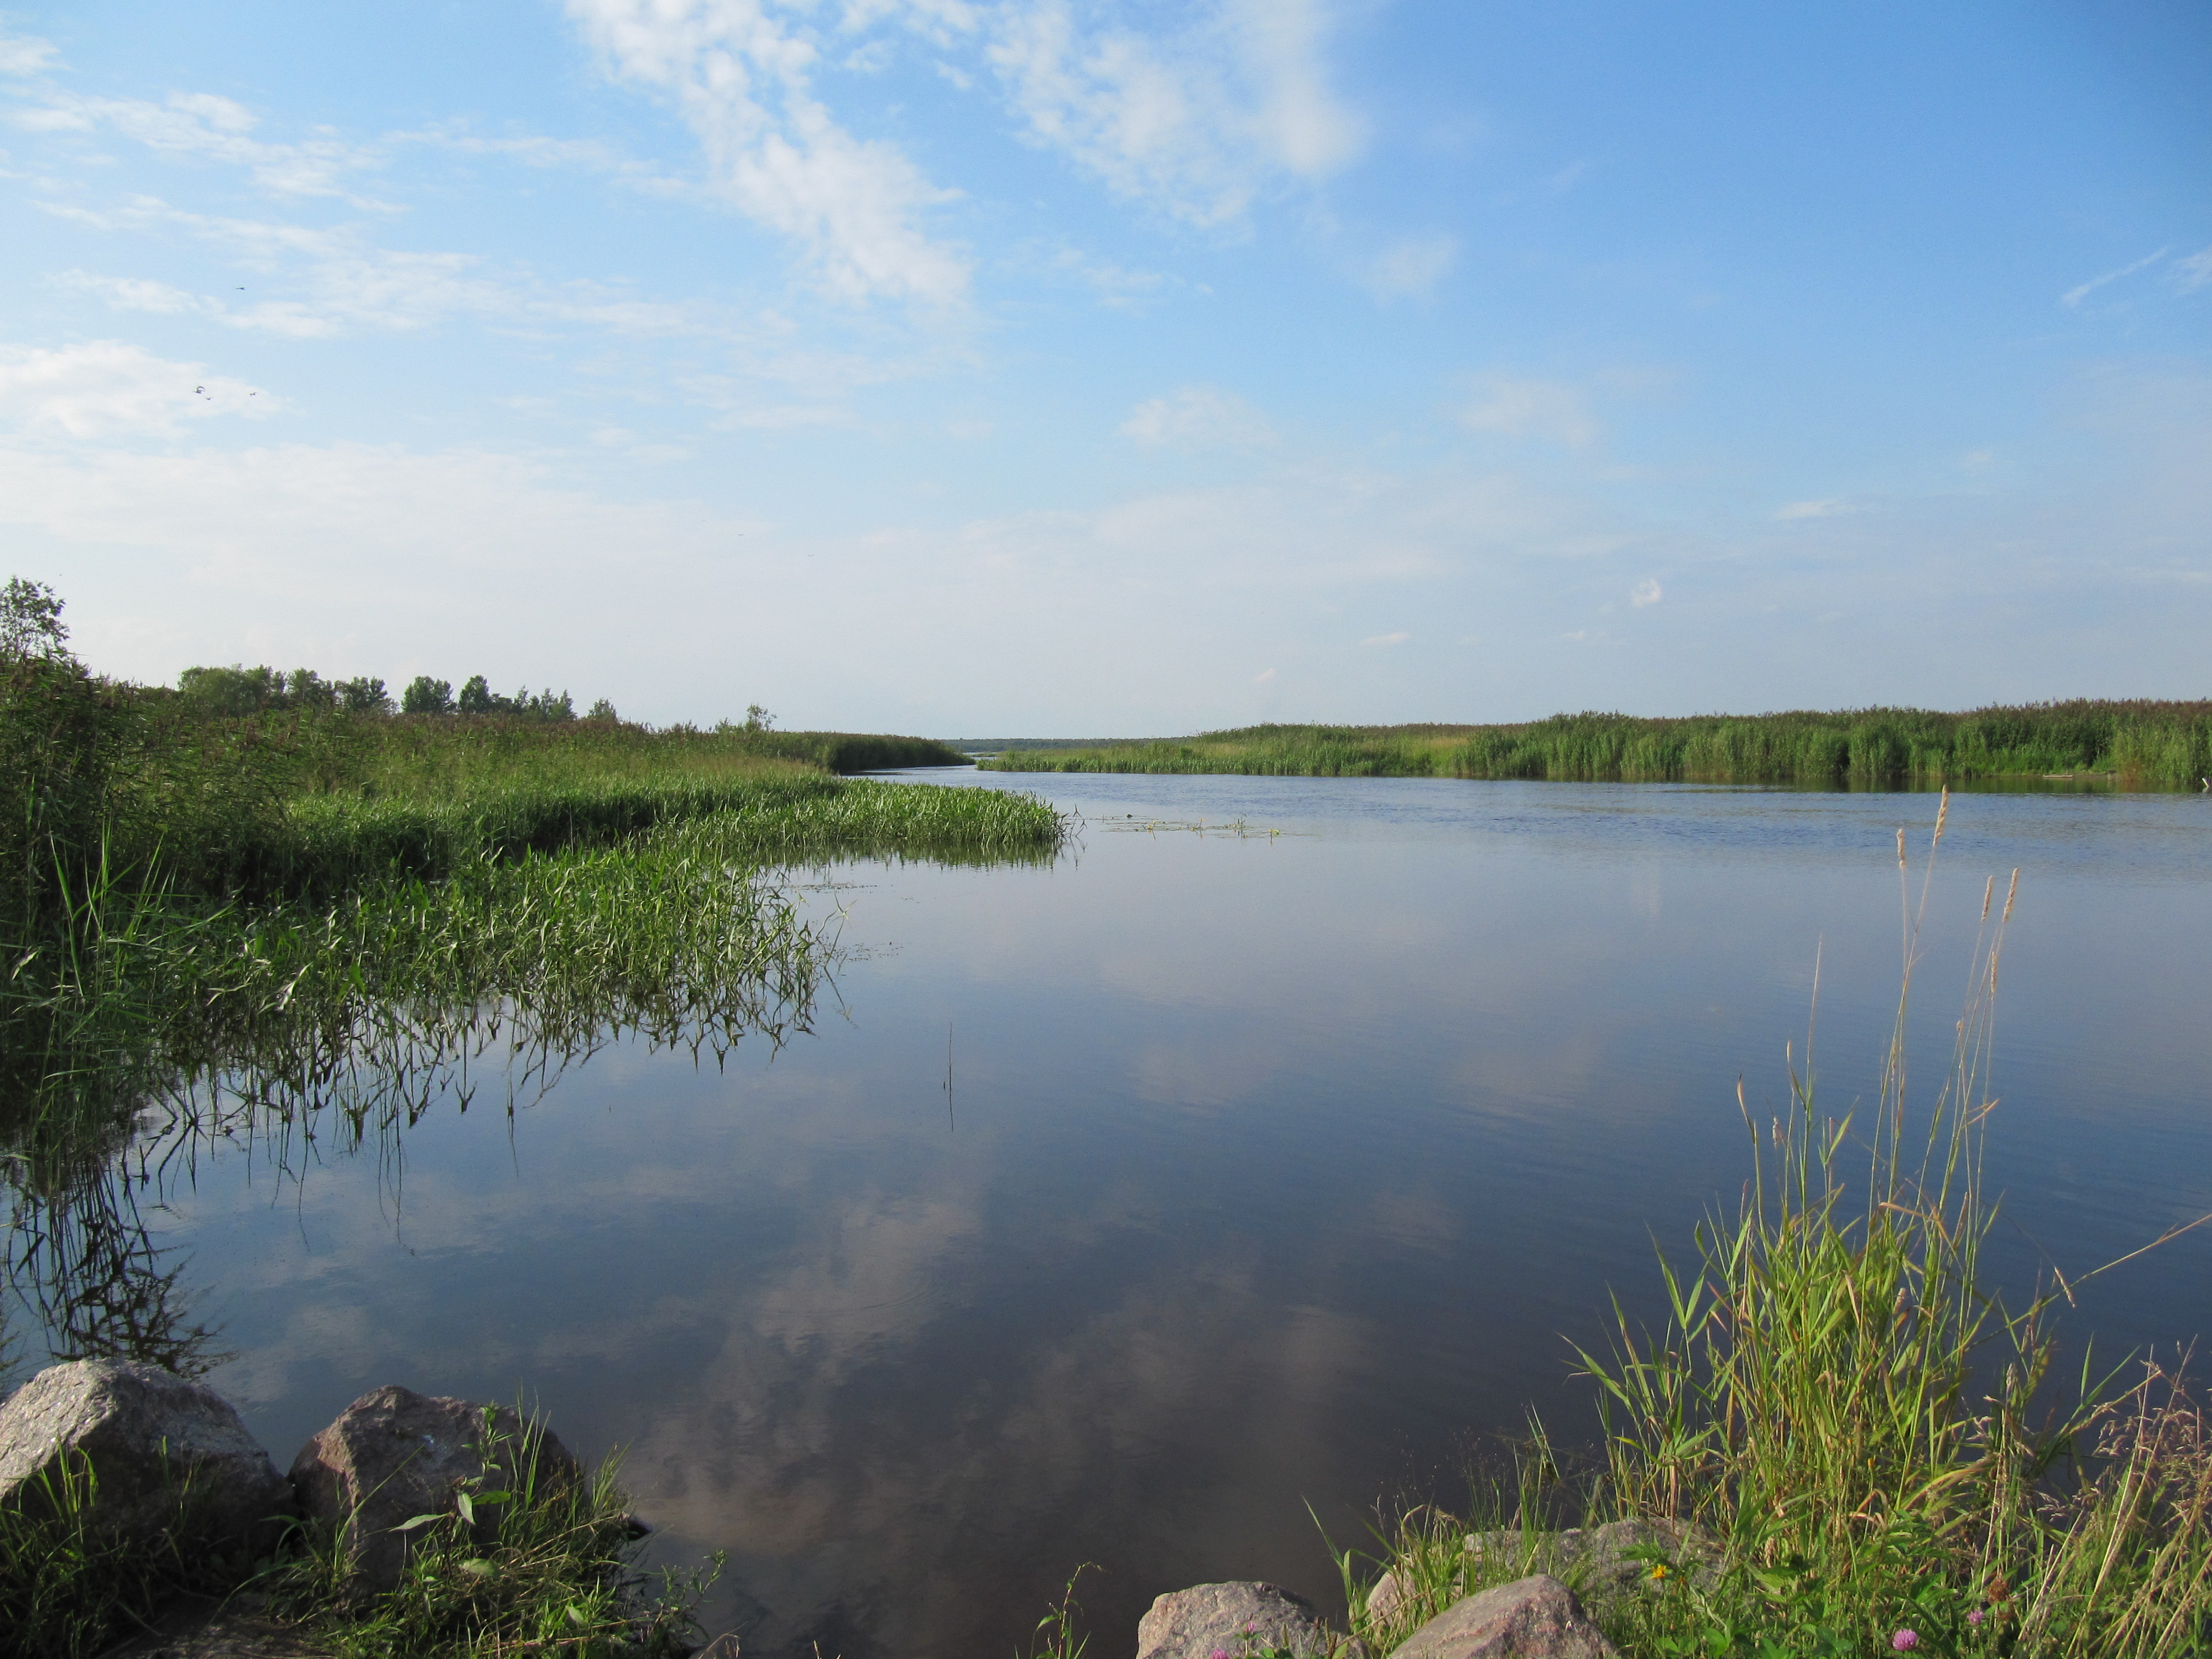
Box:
[1,1,2207,733]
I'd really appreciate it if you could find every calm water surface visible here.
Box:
[48,775,2212,1656]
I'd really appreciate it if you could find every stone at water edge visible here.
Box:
[1136,1581,1338,1659]
[1386,1575,1617,1659]
[289,1384,581,1594]
[1463,1520,1719,1616]
[0,1359,293,1548]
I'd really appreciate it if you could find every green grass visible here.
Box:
[1327,799,2212,1658]
[0,1408,710,1659]
[982,702,2212,789]
[0,1449,272,1659]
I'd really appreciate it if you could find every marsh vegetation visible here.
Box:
[983,704,2212,789]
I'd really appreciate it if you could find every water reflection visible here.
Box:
[7,778,2210,1659]
[1,863,836,1390]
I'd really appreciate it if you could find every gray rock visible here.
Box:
[289,1385,579,1594]
[1366,1567,1408,1626]
[0,1359,291,1550]
[1136,1582,1337,1659]
[1464,1520,1716,1615]
[1387,1575,1616,1659]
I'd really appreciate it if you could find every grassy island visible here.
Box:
[980,702,2212,789]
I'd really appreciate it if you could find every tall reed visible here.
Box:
[1571,793,2211,1655]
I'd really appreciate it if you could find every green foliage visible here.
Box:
[260,1406,710,1659]
[0,1449,274,1659]
[984,703,2212,790]
[403,675,457,716]
[0,1410,711,1659]
[1024,1563,1098,1659]
[1,577,70,662]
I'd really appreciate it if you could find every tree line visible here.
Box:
[175,664,619,724]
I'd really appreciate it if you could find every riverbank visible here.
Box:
[978,701,2212,789]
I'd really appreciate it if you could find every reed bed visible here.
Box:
[984,703,2212,789]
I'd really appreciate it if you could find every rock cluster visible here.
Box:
[1138,1570,1620,1659]
[1146,1520,1719,1659]
[0,1358,586,1648]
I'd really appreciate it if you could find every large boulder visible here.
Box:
[289,1385,579,1594]
[1387,1575,1616,1659]
[0,1359,291,1550]
[1136,1581,1337,1659]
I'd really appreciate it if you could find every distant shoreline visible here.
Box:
[968,700,2212,788]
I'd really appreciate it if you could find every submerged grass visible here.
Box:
[983,702,2212,789]
[1328,795,2212,1658]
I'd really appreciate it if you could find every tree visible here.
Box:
[458,674,497,715]
[744,703,775,732]
[285,668,337,712]
[401,675,455,716]
[337,676,392,716]
[178,665,284,715]
[586,698,619,723]
[1,577,70,662]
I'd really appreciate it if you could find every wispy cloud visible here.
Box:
[1773,498,1853,520]
[49,200,712,339]
[0,340,279,436]
[1360,234,1456,301]
[2176,246,2212,295]
[1120,384,1274,450]
[564,0,969,305]
[2062,246,2169,308]
[1630,577,1661,607]
[6,88,391,204]
[0,32,60,77]
[987,0,1364,228]
[1458,374,1598,447]
[1359,630,1409,646]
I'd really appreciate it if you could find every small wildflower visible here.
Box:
[1648,1563,1670,1580]
[1891,1632,1919,1651]
[1209,1650,1229,1659]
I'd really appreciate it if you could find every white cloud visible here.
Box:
[1251,666,1275,683]
[58,272,210,315]
[564,0,968,305]
[1630,577,1661,607]
[1359,630,1409,646]
[1120,384,1274,450]
[987,0,1364,227]
[1361,234,1456,301]
[0,33,60,76]
[1773,498,1852,520]
[7,88,388,203]
[2062,246,2169,309]
[0,341,278,437]
[1458,375,1599,447]
[48,201,712,340]
[2176,246,2212,294]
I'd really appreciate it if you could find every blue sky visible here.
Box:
[2,1,2206,732]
